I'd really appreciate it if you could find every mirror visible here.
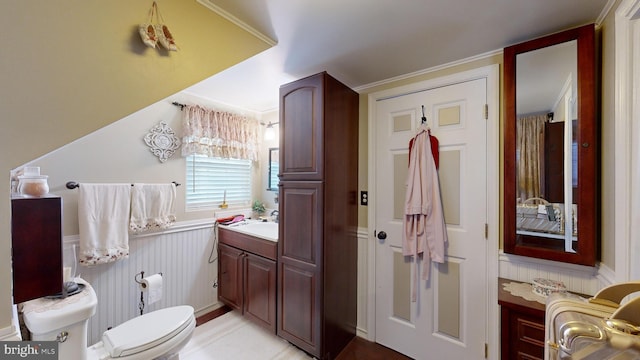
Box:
[504,24,598,266]
[267,147,279,191]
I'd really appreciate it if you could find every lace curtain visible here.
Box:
[516,114,547,202]
[181,105,260,161]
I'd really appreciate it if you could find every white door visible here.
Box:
[374,78,488,359]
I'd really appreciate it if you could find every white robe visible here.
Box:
[403,129,448,301]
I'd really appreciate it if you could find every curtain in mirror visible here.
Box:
[516,114,547,202]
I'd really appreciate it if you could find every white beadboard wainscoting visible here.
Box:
[64,220,220,345]
[356,227,369,338]
[498,251,615,295]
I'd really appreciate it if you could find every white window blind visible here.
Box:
[186,155,252,210]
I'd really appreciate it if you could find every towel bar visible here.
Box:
[66,181,180,189]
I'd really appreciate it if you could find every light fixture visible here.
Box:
[262,121,279,140]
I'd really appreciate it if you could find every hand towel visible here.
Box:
[78,184,131,266]
[129,183,176,233]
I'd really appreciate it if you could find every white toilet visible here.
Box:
[21,278,196,360]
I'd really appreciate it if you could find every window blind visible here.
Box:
[186,155,252,210]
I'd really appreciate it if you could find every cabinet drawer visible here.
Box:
[219,227,277,260]
[513,312,545,359]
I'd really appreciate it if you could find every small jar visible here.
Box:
[18,175,49,197]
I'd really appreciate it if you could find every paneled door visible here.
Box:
[374,78,488,359]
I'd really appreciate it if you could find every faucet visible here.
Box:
[270,210,279,223]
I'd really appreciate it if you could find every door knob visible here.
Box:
[377,231,387,240]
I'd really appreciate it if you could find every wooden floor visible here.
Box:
[196,307,411,360]
[335,337,412,360]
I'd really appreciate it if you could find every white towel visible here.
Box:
[78,184,131,266]
[129,183,176,233]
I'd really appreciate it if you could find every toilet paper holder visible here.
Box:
[135,271,163,314]
[135,271,163,288]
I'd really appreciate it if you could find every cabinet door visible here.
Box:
[11,196,62,303]
[279,181,323,266]
[279,73,324,181]
[218,243,244,311]
[278,181,323,356]
[244,253,276,332]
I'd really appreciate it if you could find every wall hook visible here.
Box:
[421,105,427,124]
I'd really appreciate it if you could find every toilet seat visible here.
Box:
[101,305,195,358]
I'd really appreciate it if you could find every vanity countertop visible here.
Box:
[498,277,546,315]
[219,220,278,242]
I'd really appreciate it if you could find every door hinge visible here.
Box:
[484,104,488,120]
[484,223,488,239]
[484,343,488,358]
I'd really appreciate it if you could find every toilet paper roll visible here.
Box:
[140,273,163,305]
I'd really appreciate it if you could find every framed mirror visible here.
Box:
[504,24,598,266]
[267,147,279,191]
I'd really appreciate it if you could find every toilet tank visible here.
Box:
[21,279,98,360]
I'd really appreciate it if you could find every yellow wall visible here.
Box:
[598,0,622,269]
[0,1,271,332]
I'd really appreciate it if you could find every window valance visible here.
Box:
[181,105,260,161]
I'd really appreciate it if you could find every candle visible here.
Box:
[223,190,226,203]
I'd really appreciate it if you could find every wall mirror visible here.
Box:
[267,147,279,191]
[504,24,598,266]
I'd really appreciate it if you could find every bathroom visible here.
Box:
[4,0,640,359]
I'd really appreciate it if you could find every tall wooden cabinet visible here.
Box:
[11,195,63,303]
[277,72,358,359]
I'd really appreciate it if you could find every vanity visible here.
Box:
[217,222,278,332]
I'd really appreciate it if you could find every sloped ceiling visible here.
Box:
[187,0,609,112]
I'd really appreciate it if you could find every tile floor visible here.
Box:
[181,311,311,360]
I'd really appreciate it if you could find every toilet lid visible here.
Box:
[102,305,194,358]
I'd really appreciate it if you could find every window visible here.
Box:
[186,155,252,210]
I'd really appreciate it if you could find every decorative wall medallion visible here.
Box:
[144,122,181,163]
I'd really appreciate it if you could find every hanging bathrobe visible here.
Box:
[409,128,439,169]
[403,129,447,302]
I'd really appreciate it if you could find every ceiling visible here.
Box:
[184,0,609,113]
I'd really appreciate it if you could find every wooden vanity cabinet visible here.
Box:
[278,72,358,359]
[218,229,277,332]
[11,195,63,304]
[498,278,546,360]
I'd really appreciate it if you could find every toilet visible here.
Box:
[21,278,195,360]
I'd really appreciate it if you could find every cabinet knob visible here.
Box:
[377,231,387,241]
